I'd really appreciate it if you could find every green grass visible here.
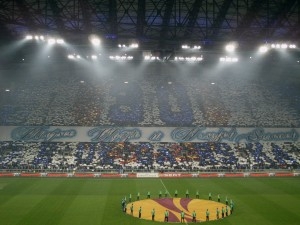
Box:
[0,177,299,225]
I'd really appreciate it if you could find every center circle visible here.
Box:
[126,198,231,222]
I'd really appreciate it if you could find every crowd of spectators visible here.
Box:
[0,63,300,127]
[0,141,299,171]
[1,63,299,173]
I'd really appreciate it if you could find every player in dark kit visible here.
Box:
[139,206,142,218]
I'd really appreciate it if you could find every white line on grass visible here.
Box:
[160,179,171,197]
[159,179,189,225]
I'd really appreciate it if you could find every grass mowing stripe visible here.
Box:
[0,178,67,225]
[227,178,300,225]
[57,179,112,225]
[17,179,86,225]
[0,178,41,207]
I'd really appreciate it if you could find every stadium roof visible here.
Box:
[0,0,299,51]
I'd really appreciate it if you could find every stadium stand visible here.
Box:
[1,141,299,172]
[1,62,300,174]
[1,64,300,127]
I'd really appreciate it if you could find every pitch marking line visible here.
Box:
[160,179,189,224]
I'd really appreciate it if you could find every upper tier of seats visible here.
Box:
[1,62,299,127]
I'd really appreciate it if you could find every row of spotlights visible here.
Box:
[174,56,203,62]
[26,35,45,40]
[25,35,298,53]
[220,57,239,62]
[68,54,102,60]
[259,43,297,53]
[68,54,81,59]
[270,43,296,49]
[144,56,160,61]
[109,55,134,60]
[68,54,201,62]
[181,45,201,49]
[25,35,64,44]
[66,54,299,64]
[118,43,139,48]
[68,54,134,61]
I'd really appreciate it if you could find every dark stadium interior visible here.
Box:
[0,0,300,172]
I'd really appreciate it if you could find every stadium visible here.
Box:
[0,0,300,225]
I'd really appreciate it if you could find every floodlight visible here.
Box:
[182,45,190,49]
[259,45,269,53]
[56,39,64,44]
[225,44,236,52]
[48,38,56,44]
[130,43,139,48]
[68,55,75,59]
[25,35,33,40]
[91,37,100,46]
[281,44,288,49]
[91,55,98,60]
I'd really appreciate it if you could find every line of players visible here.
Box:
[121,190,235,222]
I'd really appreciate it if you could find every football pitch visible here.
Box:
[0,177,299,225]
